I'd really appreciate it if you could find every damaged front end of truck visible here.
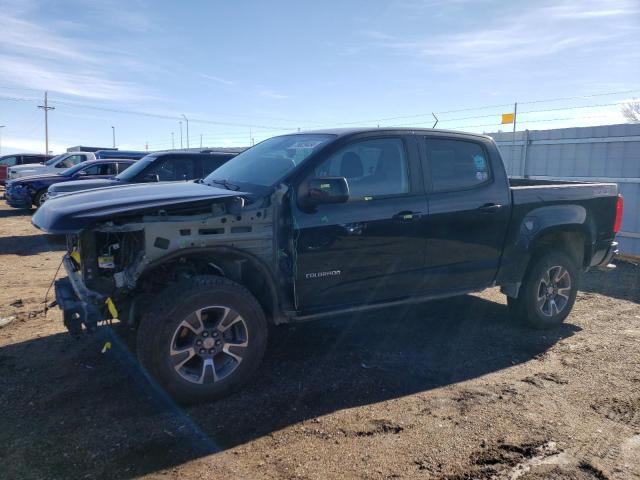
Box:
[32,182,289,336]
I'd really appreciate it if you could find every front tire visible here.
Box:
[507,250,579,329]
[33,190,47,208]
[137,275,268,404]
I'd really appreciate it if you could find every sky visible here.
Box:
[0,0,638,155]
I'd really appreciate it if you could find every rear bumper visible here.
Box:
[54,255,107,335]
[594,241,618,270]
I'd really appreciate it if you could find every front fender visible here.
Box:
[137,245,286,323]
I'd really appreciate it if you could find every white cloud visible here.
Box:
[0,3,153,101]
[257,89,288,100]
[363,0,639,70]
[0,55,148,101]
[200,74,236,86]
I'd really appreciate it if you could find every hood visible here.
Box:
[49,178,118,193]
[32,181,247,234]
[11,173,63,185]
[10,163,45,171]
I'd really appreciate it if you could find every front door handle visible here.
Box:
[478,203,502,213]
[393,211,421,221]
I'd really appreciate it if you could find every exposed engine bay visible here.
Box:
[60,188,294,331]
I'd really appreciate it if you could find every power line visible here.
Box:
[417,101,628,126]
[0,88,637,150]
[389,113,621,130]
[0,94,296,131]
[0,84,318,124]
[307,89,640,129]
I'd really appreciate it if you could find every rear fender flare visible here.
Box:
[498,204,594,296]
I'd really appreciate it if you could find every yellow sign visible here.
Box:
[501,113,515,124]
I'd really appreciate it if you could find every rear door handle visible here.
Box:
[478,203,502,213]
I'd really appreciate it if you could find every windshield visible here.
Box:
[115,156,154,181]
[204,134,334,187]
[45,154,66,166]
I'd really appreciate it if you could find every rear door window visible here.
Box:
[201,156,226,177]
[423,138,491,192]
[23,156,43,164]
[76,163,108,176]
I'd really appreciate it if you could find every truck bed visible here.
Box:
[508,177,619,206]
[509,177,616,188]
[506,177,619,265]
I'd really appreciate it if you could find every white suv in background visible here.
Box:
[7,152,96,180]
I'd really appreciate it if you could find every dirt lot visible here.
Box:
[0,198,639,480]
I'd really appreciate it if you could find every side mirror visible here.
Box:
[299,176,349,208]
[143,173,160,182]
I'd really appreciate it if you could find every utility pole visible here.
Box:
[145,142,148,152]
[171,132,175,149]
[200,134,203,149]
[38,91,55,154]
[179,121,183,149]
[511,102,518,171]
[0,126,5,155]
[111,126,116,148]
[182,114,189,149]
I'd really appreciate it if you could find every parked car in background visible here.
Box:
[7,152,96,180]
[0,153,53,184]
[5,159,135,209]
[46,151,237,199]
[94,150,148,160]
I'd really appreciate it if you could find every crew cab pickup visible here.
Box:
[0,153,53,184]
[33,128,622,403]
[8,152,97,179]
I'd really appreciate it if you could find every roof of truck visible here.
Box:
[294,127,493,140]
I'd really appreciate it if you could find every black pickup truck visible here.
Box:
[33,128,623,403]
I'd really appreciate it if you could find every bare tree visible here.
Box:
[622,100,640,123]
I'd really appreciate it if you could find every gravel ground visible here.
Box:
[0,198,639,480]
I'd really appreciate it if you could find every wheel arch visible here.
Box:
[498,204,594,298]
[138,246,285,324]
[528,226,591,269]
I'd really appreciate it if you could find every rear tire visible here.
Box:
[507,250,579,329]
[137,275,268,404]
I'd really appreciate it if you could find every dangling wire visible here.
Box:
[43,257,64,318]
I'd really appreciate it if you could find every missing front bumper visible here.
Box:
[54,255,109,336]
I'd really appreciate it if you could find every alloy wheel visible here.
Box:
[169,305,249,384]
[536,265,572,317]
